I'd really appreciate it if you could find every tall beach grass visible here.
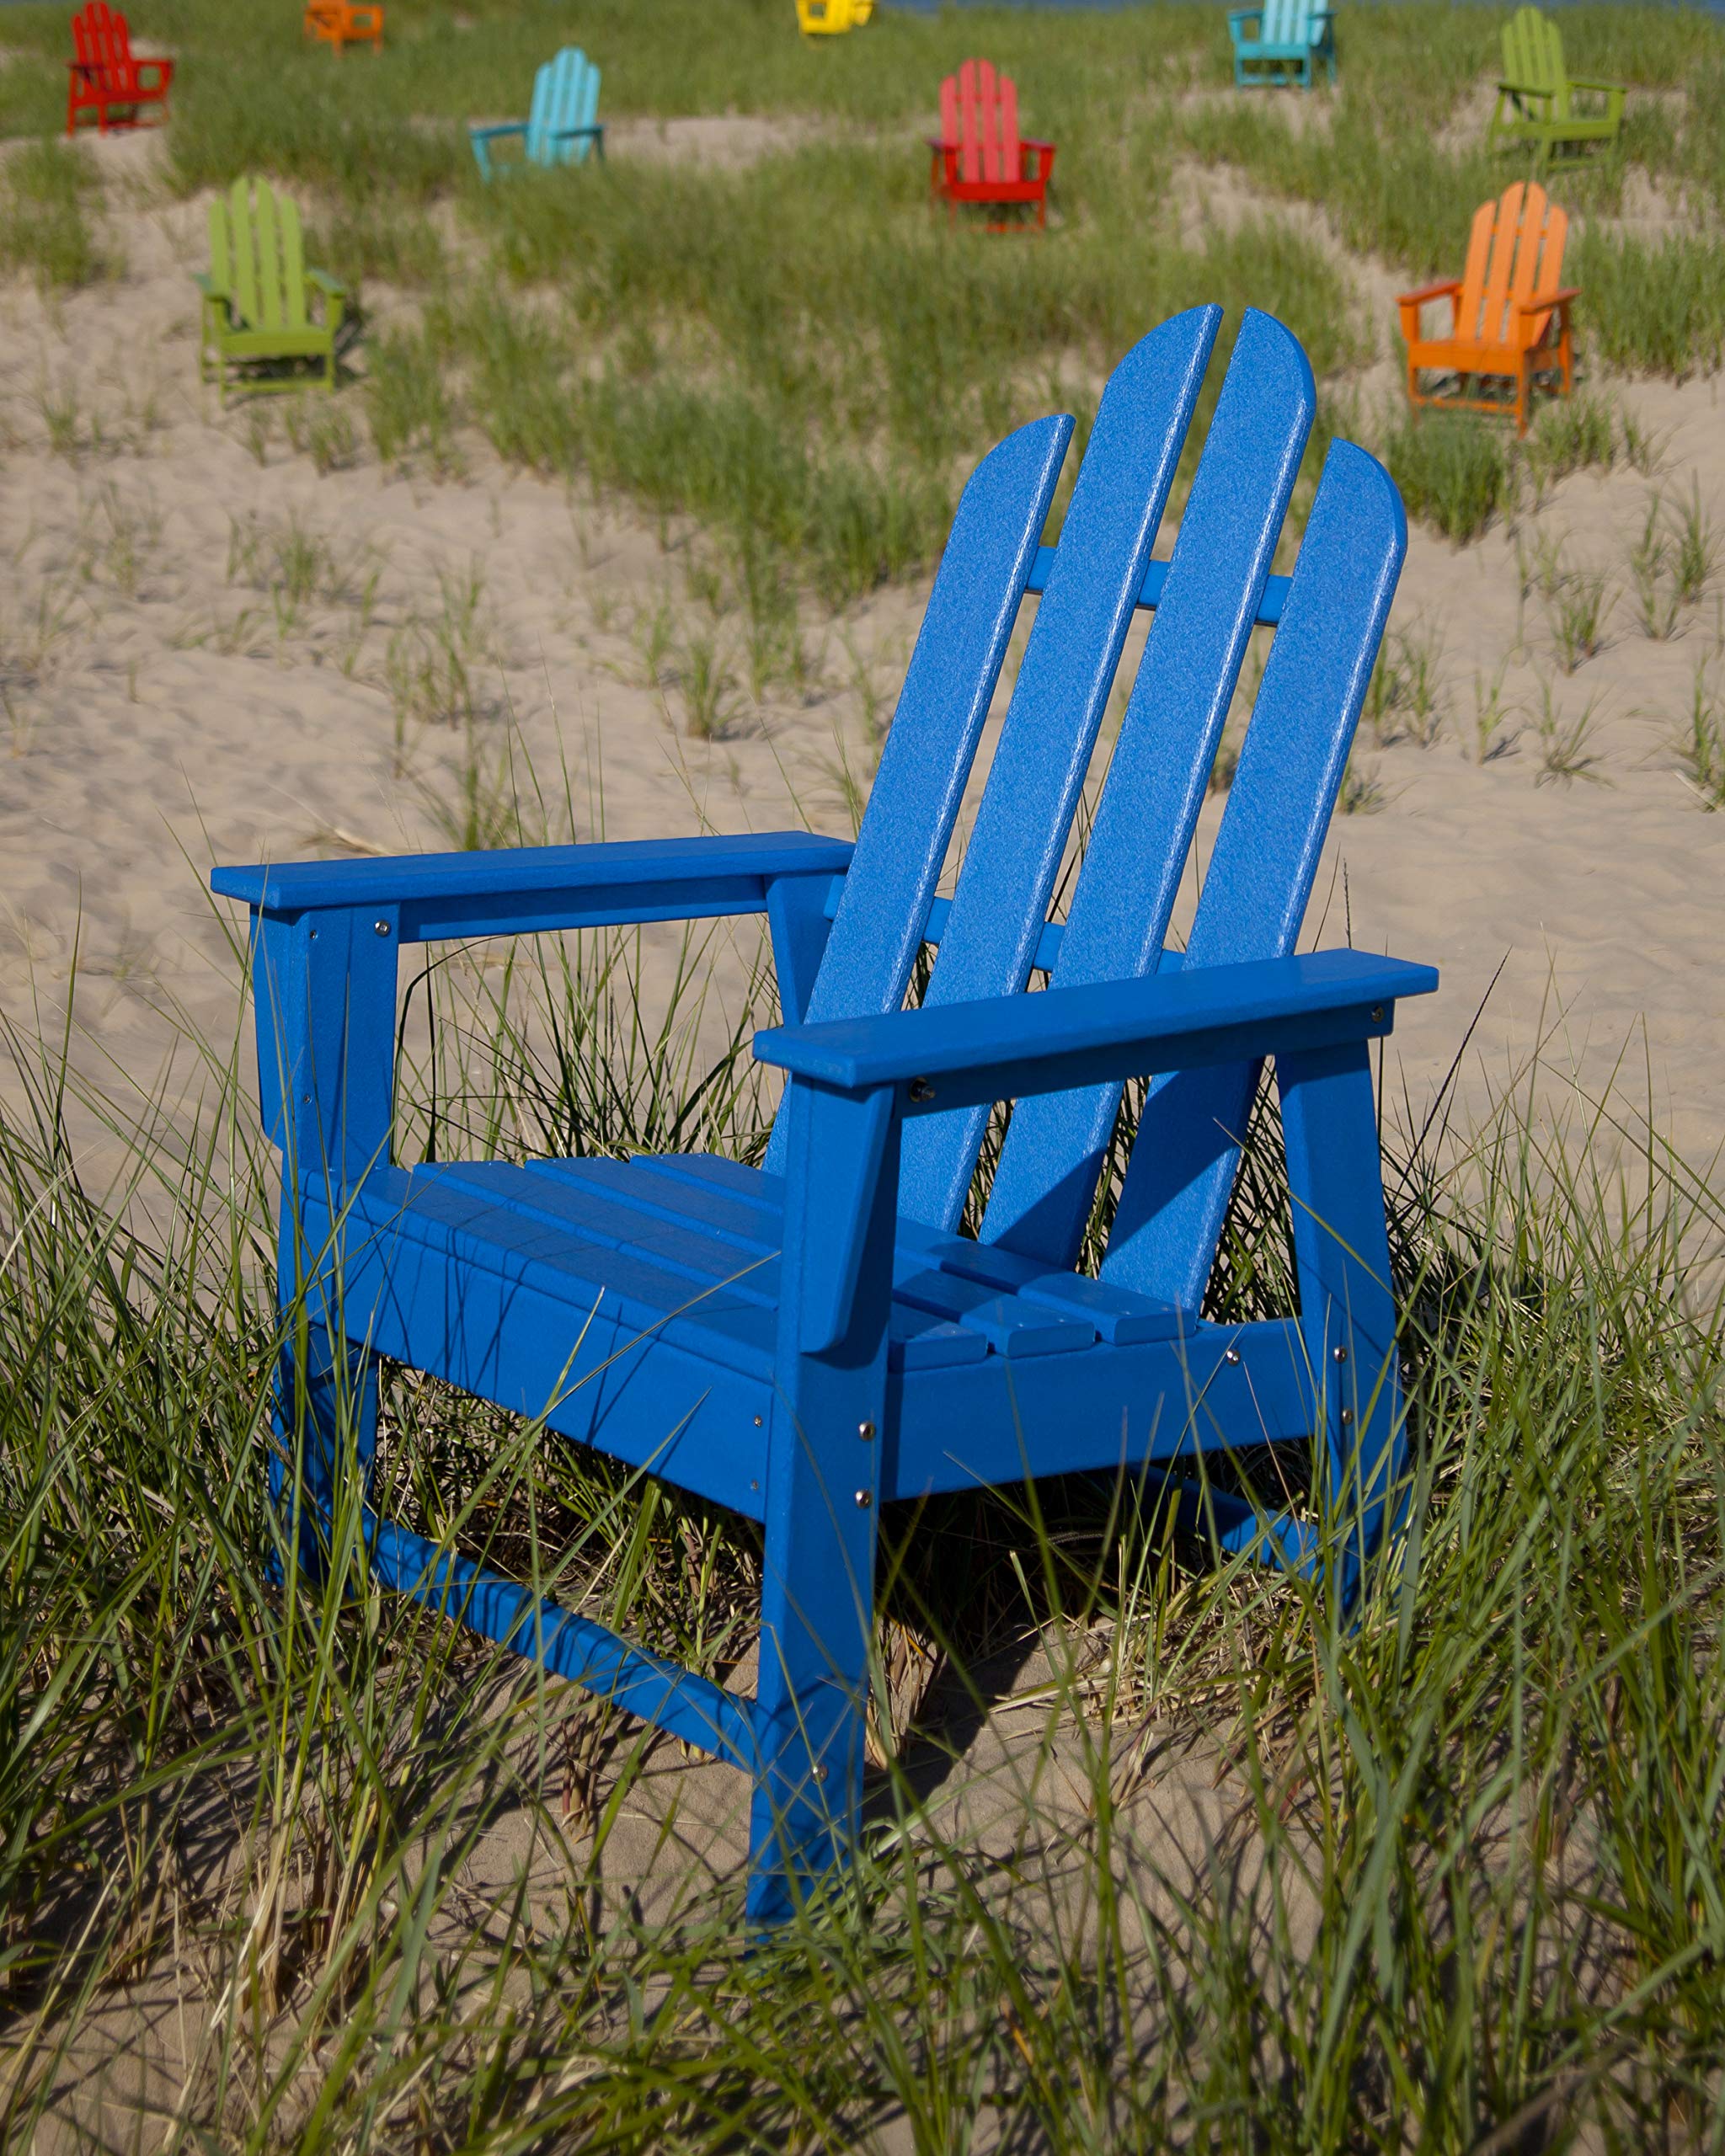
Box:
[2,911,1724,2144]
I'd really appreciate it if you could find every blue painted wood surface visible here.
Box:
[469,46,603,179]
[1230,0,1336,87]
[216,307,1436,1926]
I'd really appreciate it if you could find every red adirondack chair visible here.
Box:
[66,3,174,136]
[927,59,1056,232]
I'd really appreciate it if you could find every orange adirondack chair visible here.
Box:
[1397,182,1577,435]
[927,59,1056,232]
[66,2,174,136]
[304,0,384,51]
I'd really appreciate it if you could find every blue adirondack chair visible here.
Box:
[1230,0,1336,88]
[213,306,1437,1927]
[469,46,604,179]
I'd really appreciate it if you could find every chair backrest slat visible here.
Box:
[275,189,308,331]
[1507,184,1562,343]
[225,179,260,328]
[253,180,285,331]
[893,307,1220,1231]
[979,311,1315,1267]
[1471,180,1523,347]
[1100,441,1405,1309]
[762,414,1072,1182]
[995,72,1019,182]
[1455,190,1501,337]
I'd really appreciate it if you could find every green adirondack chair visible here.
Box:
[1487,7,1625,166]
[195,178,346,399]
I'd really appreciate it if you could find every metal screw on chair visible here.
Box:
[908,1077,937,1103]
[1224,1347,1242,1365]
[1333,1345,1348,1363]
[855,1490,873,1509]
[857,1421,874,1442]
[1339,1408,1354,1426]
[814,1764,829,1782]
[375,920,391,937]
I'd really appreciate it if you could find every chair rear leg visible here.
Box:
[1275,1038,1407,1612]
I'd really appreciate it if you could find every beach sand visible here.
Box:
[3,133,1721,1209]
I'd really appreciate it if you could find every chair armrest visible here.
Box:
[761,950,1437,1355]
[467,121,527,143]
[1229,8,1263,26]
[212,831,854,942]
[1397,278,1461,307]
[305,267,346,297]
[1515,286,1579,312]
[756,950,1438,1112]
[220,834,855,1177]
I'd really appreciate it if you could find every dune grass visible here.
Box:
[0,140,109,291]
[2,923,1724,2146]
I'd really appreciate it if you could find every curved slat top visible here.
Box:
[893,304,1221,1231]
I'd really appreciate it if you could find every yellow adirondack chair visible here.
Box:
[795,0,873,34]
[1396,182,1578,435]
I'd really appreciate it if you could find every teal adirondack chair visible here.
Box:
[1487,7,1624,166]
[1230,0,1334,89]
[195,178,346,398]
[470,47,604,179]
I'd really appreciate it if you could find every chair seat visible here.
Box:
[1407,335,1557,372]
[312,1152,1289,1518]
[942,174,1049,205]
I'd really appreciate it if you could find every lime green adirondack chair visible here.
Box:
[195,178,346,398]
[1488,7,1624,166]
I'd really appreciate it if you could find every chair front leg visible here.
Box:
[272,1209,380,1591]
[747,1077,898,1926]
[1276,1038,1406,1612]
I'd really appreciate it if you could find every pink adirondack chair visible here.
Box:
[927,59,1056,232]
[66,2,174,136]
